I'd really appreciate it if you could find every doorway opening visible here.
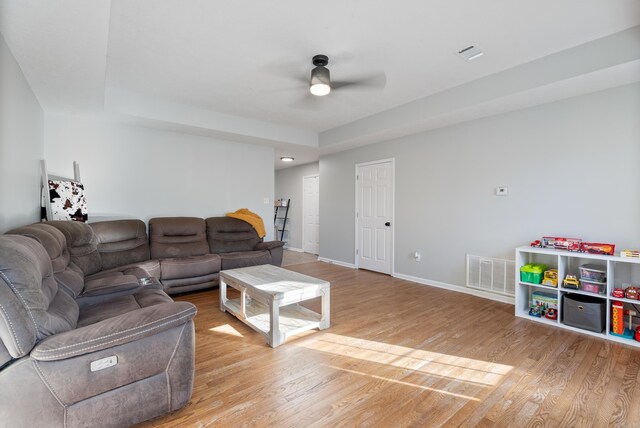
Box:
[302,174,320,255]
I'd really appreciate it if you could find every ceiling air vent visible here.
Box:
[457,45,484,61]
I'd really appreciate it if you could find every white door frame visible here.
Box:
[354,158,395,274]
[302,174,320,254]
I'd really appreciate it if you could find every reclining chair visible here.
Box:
[0,234,196,427]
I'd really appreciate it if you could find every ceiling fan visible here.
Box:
[308,54,385,97]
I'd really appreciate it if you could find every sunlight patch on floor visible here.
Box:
[325,365,482,401]
[298,333,512,386]
[208,324,244,337]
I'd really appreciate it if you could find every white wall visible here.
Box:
[0,34,44,232]
[275,162,319,250]
[320,83,640,289]
[44,113,276,239]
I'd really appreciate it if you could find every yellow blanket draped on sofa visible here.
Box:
[226,208,266,238]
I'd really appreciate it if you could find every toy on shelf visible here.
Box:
[636,326,640,342]
[625,287,639,300]
[621,250,640,259]
[612,301,624,335]
[542,237,582,252]
[529,291,558,319]
[541,269,558,287]
[612,288,625,298]
[579,264,606,282]
[611,303,637,340]
[579,242,615,256]
[580,279,605,295]
[529,306,544,317]
[520,264,548,284]
[625,309,635,335]
[563,274,579,289]
[531,237,616,255]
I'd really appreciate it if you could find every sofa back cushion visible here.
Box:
[46,221,102,276]
[149,217,208,259]
[0,235,79,359]
[91,219,151,270]
[206,217,261,253]
[6,224,85,298]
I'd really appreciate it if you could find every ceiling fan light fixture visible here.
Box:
[310,81,331,96]
[310,55,331,96]
[280,156,294,162]
[310,67,331,96]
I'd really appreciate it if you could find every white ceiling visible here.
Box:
[1,0,639,169]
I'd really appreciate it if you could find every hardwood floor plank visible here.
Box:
[608,352,640,426]
[134,261,640,428]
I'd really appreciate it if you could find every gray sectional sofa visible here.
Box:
[88,216,284,295]
[0,215,283,426]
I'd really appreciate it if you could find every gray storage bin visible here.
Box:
[562,293,605,333]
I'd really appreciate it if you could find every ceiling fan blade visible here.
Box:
[291,93,326,110]
[332,72,387,91]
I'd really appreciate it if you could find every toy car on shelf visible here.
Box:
[529,306,544,318]
[545,308,558,320]
[625,287,639,300]
[579,242,615,256]
[612,288,625,298]
[542,237,582,252]
[563,274,579,289]
[542,269,558,287]
[530,240,542,248]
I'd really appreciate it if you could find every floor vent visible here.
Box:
[466,254,515,297]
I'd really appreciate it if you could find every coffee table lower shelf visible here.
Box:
[223,298,323,344]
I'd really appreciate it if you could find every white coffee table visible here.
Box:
[219,264,330,347]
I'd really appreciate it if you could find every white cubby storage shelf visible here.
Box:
[515,246,640,348]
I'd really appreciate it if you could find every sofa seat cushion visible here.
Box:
[98,259,161,281]
[220,250,271,270]
[83,272,141,297]
[159,254,220,281]
[77,287,175,327]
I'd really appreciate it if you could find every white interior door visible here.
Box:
[303,174,320,254]
[356,160,393,274]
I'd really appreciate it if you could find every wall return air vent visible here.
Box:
[466,254,515,297]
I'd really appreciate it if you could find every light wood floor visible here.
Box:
[139,261,640,427]
[282,249,318,266]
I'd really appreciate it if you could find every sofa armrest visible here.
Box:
[82,274,141,297]
[255,240,285,266]
[254,241,285,251]
[31,302,196,361]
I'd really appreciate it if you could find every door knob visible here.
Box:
[385,222,391,226]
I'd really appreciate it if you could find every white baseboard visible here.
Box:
[284,246,304,252]
[317,257,357,269]
[392,272,515,305]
